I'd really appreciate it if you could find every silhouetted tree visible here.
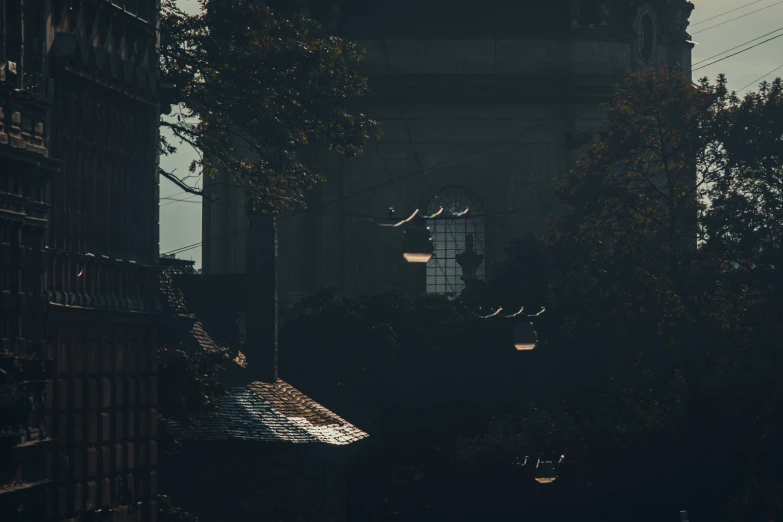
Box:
[159,0,379,208]
[281,67,783,521]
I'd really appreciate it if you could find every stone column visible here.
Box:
[245,208,279,383]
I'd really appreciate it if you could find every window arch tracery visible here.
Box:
[425,186,486,297]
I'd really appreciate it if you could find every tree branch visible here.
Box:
[160,167,215,201]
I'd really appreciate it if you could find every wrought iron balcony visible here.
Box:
[21,73,50,99]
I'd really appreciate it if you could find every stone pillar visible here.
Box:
[245,209,279,383]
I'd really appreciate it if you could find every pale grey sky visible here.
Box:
[158,0,783,268]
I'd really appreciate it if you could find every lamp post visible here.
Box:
[513,321,539,351]
[357,205,470,264]
[401,216,434,263]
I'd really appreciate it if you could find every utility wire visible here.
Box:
[163,34,781,217]
[691,32,783,72]
[692,0,783,35]
[163,201,562,257]
[163,242,203,255]
[737,63,783,92]
[161,25,779,255]
[277,37,781,223]
[160,194,202,207]
[691,27,783,66]
[689,0,763,27]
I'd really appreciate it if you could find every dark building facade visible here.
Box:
[2,0,162,520]
[158,256,368,522]
[46,0,162,519]
[2,0,61,518]
[203,0,696,304]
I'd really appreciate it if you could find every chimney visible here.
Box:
[244,208,279,383]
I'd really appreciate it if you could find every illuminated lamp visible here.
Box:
[534,458,558,484]
[402,218,434,263]
[513,321,539,351]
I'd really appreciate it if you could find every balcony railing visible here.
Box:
[21,73,48,98]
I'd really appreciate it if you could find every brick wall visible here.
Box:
[48,320,158,520]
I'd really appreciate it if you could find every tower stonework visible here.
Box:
[2,0,162,520]
[202,0,695,304]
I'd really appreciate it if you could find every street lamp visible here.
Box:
[474,306,546,351]
[534,454,565,484]
[513,321,538,351]
[357,206,469,264]
[401,216,434,263]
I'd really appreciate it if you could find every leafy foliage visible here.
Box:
[157,495,202,522]
[156,343,225,426]
[160,0,380,209]
[702,78,783,300]
[281,66,783,521]
[476,66,783,519]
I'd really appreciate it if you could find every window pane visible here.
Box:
[425,186,485,299]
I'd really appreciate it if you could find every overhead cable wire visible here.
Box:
[691,32,783,72]
[160,195,202,207]
[691,0,783,35]
[689,0,763,27]
[737,63,783,92]
[160,30,777,254]
[271,37,779,224]
[162,200,561,257]
[691,27,783,66]
[162,33,780,217]
[162,241,203,255]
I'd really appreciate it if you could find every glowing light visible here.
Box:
[535,459,559,484]
[513,322,539,351]
[403,252,433,263]
[402,218,434,263]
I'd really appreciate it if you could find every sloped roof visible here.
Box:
[160,265,248,367]
[160,380,368,445]
[158,263,366,446]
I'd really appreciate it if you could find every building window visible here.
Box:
[637,11,656,64]
[425,186,486,298]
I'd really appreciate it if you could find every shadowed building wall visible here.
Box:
[24,0,163,520]
[202,0,695,305]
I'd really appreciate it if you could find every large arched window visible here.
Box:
[425,186,486,297]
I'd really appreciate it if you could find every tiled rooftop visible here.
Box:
[159,267,367,445]
[160,380,368,445]
[160,267,248,367]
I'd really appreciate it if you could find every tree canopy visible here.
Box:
[159,0,380,210]
[280,66,783,521]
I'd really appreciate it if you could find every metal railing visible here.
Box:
[21,72,47,98]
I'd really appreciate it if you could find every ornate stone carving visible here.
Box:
[598,1,611,27]
[569,0,581,29]
[668,0,695,38]
[456,234,484,285]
